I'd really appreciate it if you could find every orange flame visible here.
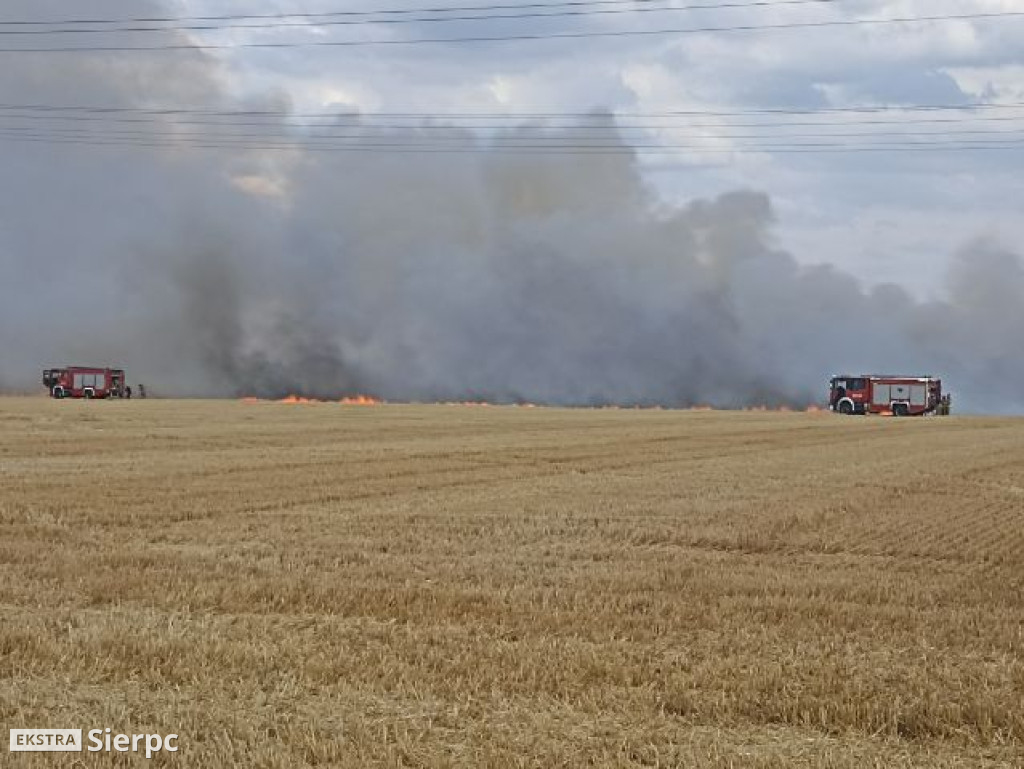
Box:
[240,394,381,405]
[279,394,315,404]
[239,396,827,412]
[339,395,380,405]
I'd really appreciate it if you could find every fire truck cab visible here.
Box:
[829,374,944,417]
[43,367,126,400]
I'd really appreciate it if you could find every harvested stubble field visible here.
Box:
[1,398,1022,768]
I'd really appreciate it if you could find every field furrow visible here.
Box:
[1,399,1022,767]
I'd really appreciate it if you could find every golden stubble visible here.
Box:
[1,399,1022,767]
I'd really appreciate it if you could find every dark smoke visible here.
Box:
[1,2,1022,412]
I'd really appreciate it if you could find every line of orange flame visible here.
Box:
[241,394,382,405]
[339,395,379,405]
[691,404,826,413]
[241,396,827,412]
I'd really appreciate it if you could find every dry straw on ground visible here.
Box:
[1,398,1022,767]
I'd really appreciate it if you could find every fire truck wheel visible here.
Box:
[52,387,64,399]
[838,400,854,415]
[83,389,93,400]
[892,403,908,417]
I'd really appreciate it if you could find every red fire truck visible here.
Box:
[43,367,126,399]
[829,374,947,416]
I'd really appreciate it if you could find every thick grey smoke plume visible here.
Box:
[1,1,1022,412]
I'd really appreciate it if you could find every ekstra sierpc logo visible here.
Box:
[10,728,179,757]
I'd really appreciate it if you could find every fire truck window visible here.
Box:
[849,378,866,390]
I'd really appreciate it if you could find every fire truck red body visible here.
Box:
[829,374,945,416]
[42,367,126,399]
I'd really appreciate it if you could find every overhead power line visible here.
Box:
[1,100,1023,119]
[3,98,1023,158]
[0,10,1021,52]
[2,122,1023,143]
[0,0,840,35]
[0,0,727,25]
[1,111,1022,132]
[2,120,1023,153]
[1,129,1022,155]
